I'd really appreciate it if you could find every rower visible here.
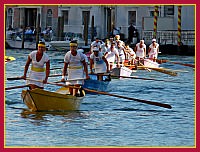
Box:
[148,38,159,62]
[134,39,146,65]
[21,41,50,90]
[90,47,109,81]
[61,40,90,96]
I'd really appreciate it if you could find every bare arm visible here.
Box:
[22,55,31,79]
[44,60,50,83]
[90,59,94,73]
[61,62,68,81]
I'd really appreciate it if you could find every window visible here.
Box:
[128,11,136,25]
[63,10,68,25]
[7,8,13,27]
[164,6,174,16]
[82,11,90,25]
[46,9,52,26]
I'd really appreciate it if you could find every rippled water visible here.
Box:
[5,49,195,147]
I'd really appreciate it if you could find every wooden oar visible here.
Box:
[89,73,174,82]
[7,74,63,81]
[83,88,172,109]
[5,85,29,90]
[139,62,151,72]
[110,75,175,82]
[156,59,194,68]
[141,66,178,76]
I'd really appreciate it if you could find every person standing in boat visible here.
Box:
[100,39,110,55]
[21,41,50,90]
[90,47,109,80]
[90,37,104,53]
[104,42,120,70]
[116,41,126,66]
[124,43,136,65]
[148,38,159,62]
[134,40,146,65]
[61,40,90,96]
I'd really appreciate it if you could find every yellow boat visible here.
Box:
[5,56,16,63]
[21,87,85,112]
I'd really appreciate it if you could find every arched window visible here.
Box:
[46,9,52,26]
[7,8,13,28]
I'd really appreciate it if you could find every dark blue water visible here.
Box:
[5,49,195,147]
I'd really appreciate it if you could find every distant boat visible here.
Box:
[49,39,89,51]
[5,56,16,63]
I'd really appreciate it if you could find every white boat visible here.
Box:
[21,87,85,112]
[143,58,160,68]
[111,66,133,77]
[49,39,86,51]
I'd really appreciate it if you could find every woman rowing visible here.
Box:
[148,38,159,62]
[104,42,120,70]
[61,40,90,96]
[134,40,146,65]
[21,41,50,90]
[90,47,109,80]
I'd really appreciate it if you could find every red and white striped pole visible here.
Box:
[153,6,159,38]
[177,6,182,46]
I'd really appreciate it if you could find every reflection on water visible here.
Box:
[20,109,88,124]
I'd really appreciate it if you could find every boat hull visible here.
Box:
[83,74,111,93]
[21,87,85,112]
[111,66,133,77]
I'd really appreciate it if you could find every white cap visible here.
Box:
[140,40,144,43]
[93,47,99,51]
[152,39,156,42]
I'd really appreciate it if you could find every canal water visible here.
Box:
[5,49,195,147]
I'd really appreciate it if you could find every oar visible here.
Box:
[84,88,172,109]
[110,75,175,82]
[5,85,29,90]
[156,59,194,68]
[89,73,174,82]
[7,74,63,80]
[141,66,178,76]
[139,62,151,72]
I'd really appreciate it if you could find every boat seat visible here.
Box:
[55,87,70,95]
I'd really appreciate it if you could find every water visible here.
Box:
[5,49,195,147]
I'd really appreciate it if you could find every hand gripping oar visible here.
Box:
[83,88,172,109]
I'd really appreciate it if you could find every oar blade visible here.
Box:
[7,77,23,80]
[83,88,172,109]
[5,85,29,90]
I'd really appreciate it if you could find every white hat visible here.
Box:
[152,39,156,42]
[140,40,144,43]
[93,47,99,51]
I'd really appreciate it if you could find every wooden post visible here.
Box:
[91,15,94,42]
[36,13,40,49]
[83,14,88,46]
[153,6,159,38]
[177,6,182,46]
[21,25,25,49]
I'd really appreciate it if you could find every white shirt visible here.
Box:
[135,43,146,58]
[105,48,119,63]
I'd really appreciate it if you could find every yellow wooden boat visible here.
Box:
[5,56,16,63]
[21,87,85,112]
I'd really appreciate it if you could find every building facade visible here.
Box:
[5,5,195,45]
